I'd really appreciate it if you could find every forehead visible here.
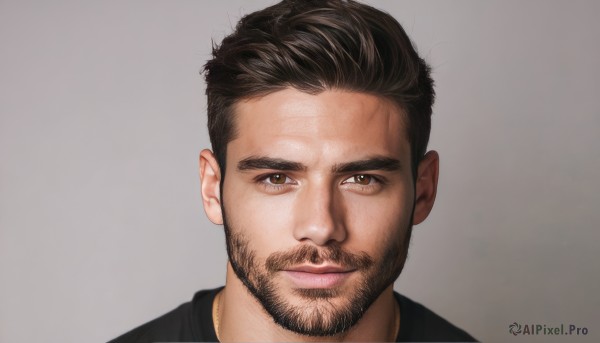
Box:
[228,88,409,162]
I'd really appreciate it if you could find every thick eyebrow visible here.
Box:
[332,157,401,173]
[237,156,307,172]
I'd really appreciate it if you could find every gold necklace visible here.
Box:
[393,300,401,340]
[212,290,222,340]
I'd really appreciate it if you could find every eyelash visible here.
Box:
[342,174,382,185]
[341,174,386,193]
[255,173,296,191]
[254,173,385,192]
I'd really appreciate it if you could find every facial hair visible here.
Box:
[222,208,412,337]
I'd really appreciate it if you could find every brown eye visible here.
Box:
[354,174,372,185]
[268,174,286,184]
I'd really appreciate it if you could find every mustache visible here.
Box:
[265,244,373,273]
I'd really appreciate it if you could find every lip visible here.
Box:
[283,265,355,288]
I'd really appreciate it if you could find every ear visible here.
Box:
[199,149,223,225]
[412,151,439,225]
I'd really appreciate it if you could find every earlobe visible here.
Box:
[199,149,224,225]
[412,151,439,225]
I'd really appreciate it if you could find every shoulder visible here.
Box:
[107,288,221,343]
[395,292,478,342]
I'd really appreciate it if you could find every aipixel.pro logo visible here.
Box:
[509,322,588,336]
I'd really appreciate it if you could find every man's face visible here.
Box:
[221,88,415,336]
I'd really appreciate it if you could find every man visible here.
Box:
[110,0,476,342]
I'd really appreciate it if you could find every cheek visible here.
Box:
[223,179,297,259]
[342,189,413,253]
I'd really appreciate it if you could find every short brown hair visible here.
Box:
[204,0,435,177]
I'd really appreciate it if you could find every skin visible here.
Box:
[200,88,439,342]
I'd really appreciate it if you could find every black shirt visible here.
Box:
[109,287,477,342]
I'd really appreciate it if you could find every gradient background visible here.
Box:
[1,1,599,342]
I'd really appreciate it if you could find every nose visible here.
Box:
[292,182,347,246]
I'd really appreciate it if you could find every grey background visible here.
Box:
[1,1,599,342]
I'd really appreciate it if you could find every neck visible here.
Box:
[214,263,400,342]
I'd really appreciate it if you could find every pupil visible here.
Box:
[271,174,283,184]
[356,175,369,184]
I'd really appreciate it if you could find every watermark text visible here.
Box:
[509,322,589,336]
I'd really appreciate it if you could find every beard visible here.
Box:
[222,208,412,337]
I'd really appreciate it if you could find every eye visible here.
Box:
[353,174,372,185]
[256,173,296,188]
[344,174,377,185]
[267,173,287,185]
[341,174,385,194]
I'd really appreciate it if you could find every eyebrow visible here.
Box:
[237,155,401,173]
[331,157,401,173]
[237,156,307,171]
